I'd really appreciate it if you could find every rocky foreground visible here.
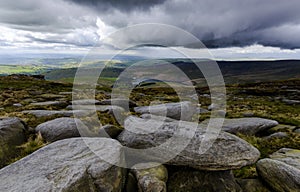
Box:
[0,75,299,192]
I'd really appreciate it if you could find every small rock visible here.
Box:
[0,138,125,192]
[294,128,300,133]
[132,162,168,192]
[282,99,300,105]
[242,112,254,117]
[13,103,22,107]
[40,94,65,99]
[264,132,288,140]
[36,117,92,142]
[134,101,196,121]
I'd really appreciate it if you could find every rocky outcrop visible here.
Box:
[118,116,260,170]
[257,158,300,192]
[269,148,300,170]
[0,138,125,192]
[134,101,196,121]
[36,117,92,142]
[167,169,242,192]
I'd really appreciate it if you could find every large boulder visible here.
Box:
[202,117,278,135]
[131,162,168,192]
[0,138,125,192]
[257,158,300,192]
[117,116,260,170]
[134,101,196,121]
[167,168,242,192]
[0,117,26,167]
[36,117,92,142]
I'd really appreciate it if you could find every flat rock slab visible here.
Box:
[202,117,278,135]
[0,138,125,192]
[22,110,93,118]
[117,116,260,170]
[134,101,196,121]
[71,99,100,105]
[30,101,67,106]
[257,158,300,192]
[67,105,125,113]
[36,117,92,142]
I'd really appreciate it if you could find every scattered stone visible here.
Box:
[71,99,100,105]
[59,92,72,95]
[134,101,196,121]
[264,132,288,140]
[40,93,65,99]
[131,162,168,192]
[167,169,242,192]
[98,124,123,138]
[282,98,300,105]
[13,103,22,107]
[236,179,270,192]
[202,117,278,135]
[257,158,300,192]
[36,117,92,142]
[0,117,26,167]
[22,110,93,118]
[294,128,300,133]
[269,148,300,170]
[99,98,137,108]
[118,116,260,170]
[242,112,254,117]
[30,101,67,107]
[0,138,125,192]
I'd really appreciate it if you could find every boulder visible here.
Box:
[99,98,137,108]
[236,179,270,192]
[264,132,288,140]
[131,162,168,192]
[0,117,26,167]
[117,116,260,170]
[167,169,242,192]
[202,117,278,135]
[36,117,92,142]
[269,148,300,170]
[134,101,196,121]
[257,158,300,192]
[0,138,125,192]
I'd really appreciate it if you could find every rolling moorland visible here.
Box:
[0,59,299,191]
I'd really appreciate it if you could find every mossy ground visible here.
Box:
[0,75,299,179]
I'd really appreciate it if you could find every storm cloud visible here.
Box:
[0,0,300,50]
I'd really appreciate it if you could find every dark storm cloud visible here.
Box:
[1,0,300,49]
[68,0,167,12]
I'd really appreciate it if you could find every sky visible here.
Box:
[1,0,300,60]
